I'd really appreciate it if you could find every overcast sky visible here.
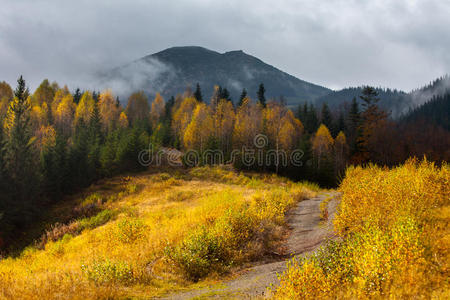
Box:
[1,0,449,92]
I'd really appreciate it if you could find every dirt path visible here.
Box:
[161,192,339,299]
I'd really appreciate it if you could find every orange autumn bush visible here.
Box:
[275,159,449,299]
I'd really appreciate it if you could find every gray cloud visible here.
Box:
[0,0,449,92]
[100,58,176,98]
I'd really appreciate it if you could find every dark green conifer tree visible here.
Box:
[321,103,333,132]
[87,101,102,181]
[335,111,346,137]
[238,88,247,107]
[305,103,319,134]
[73,88,82,104]
[3,76,37,225]
[194,83,203,102]
[257,83,266,107]
[348,97,361,155]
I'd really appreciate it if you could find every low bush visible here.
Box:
[115,218,147,244]
[165,226,226,281]
[78,209,116,231]
[81,259,135,285]
[275,159,450,298]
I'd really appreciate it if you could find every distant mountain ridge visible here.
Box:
[100,46,331,105]
[315,75,450,118]
[315,87,410,118]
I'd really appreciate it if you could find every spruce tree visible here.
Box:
[321,103,333,132]
[87,101,102,181]
[297,102,309,123]
[73,88,82,104]
[221,88,231,102]
[40,132,69,201]
[257,83,266,107]
[3,76,37,224]
[348,97,361,155]
[305,103,319,134]
[53,133,68,195]
[89,100,102,141]
[358,87,389,162]
[164,96,175,121]
[335,111,346,137]
[194,83,203,102]
[70,119,90,188]
[238,88,247,107]
[0,125,11,235]
[100,129,119,176]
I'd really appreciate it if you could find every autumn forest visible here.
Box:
[0,72,448,299]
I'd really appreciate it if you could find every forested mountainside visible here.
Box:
[402,92,450,131]
[315,75,450,118]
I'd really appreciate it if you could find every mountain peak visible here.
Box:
[146,46,219,60]
[103,46,331,104]
[224,50,245,55]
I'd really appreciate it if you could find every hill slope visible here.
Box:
[402,92,450,131]
[100,46,331,105]
[0,166,320,299]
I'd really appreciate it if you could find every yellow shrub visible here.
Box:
[276,159,450,299]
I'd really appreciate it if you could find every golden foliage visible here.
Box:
[75,91,94,125]
[172,97,198,146]
[312,124,334,168]
[264,101,285,150]
[232,97,262,148]
[212,99,235,152]
[99,90,120,132]
[55,94,75,136]
[35,125,57,150]
[183,103,213,151]
[32,79,56,106]
[118,111,129,128]
[51,86,70,115]
[275,159,450,299]
[0,81,13,118]
[279,110,304,151]
[334,131,348,173]
[0,81,13,103]
[30,104,47,131]
[3,96,28,136]
[150,93,165,128]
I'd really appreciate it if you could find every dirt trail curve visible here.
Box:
[161,191,340,299]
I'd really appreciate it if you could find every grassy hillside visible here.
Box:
[0,166,319,299]
[275,159,449,299]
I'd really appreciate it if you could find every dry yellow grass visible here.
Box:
[275,159,450,299]
[0,166,319,299]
